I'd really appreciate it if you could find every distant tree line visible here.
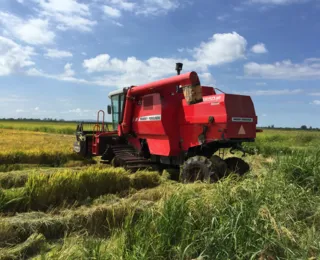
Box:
[264,125,319,131]
[0,118,77,123]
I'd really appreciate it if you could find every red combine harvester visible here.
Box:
[74,63,260,182]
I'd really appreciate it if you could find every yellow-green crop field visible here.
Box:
[0,121,78,135]
[0,123,319,259]
[0,120,113,135]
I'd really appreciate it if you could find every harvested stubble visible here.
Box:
[0,171,29,189]
[0,233,46,260]
[0,198,154,247]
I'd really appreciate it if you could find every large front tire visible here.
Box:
[180,156,212,183]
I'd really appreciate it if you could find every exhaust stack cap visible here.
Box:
[176,63,183,75]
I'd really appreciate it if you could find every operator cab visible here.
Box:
[108,89,126,131]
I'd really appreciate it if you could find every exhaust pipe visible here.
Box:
[176,63,183,75]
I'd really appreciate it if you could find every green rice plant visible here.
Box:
[244,129,320,156]
[0,187,28,212]
[117,170,320,259]
[273,150,320,192]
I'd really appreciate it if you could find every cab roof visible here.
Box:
[108,88,124,98]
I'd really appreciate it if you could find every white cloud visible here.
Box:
[34,0,97,32]
[63,63,75,77]
[107,0,136,11]
[44,48,73,58]
[22,31,247,88]
[0,12,55,45]
[251,43,268,54]
[26,63,90,85]
[61,108,93,117]
[242,89,303,96]
[198,73,215,85]
[309,92,320,96]
[35,0,90,15]
[68,108,91,113]
[53,13,97,32]
[34,107,40,111]
[16,109,25,113]
[101,0,179,16]
[112,21,124,27]
[305,58,320,63]
[136,0,180,16]
[69,108,81,113]
[81,52,87,56]
[244,58,320,79]
[0,95,28,103]
[217,14,229,21]
[0,36,35,76]
[256,82,267,86]
[82,32,247,86]
[16,0,24,3]
[311,100,320,105]
[249,0,308,4]
[193,32,247,66]
[103,5,121,18]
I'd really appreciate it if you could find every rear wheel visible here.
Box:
[224,157,250,176]
[180,156,212,183]
[210,155,228,182]
[111,155,123,168]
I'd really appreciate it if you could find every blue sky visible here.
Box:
[0,0,319,127]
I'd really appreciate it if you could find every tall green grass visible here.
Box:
[245,130,320,156]
[274,150,320,192]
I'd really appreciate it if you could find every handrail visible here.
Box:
[97,110,105,132]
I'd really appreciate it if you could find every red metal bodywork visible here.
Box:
[120,72,200,136]
[117,72,258,157]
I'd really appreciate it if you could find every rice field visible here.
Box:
[0,120,113,135]
[0,121,78,135]
[0,123,319,259]
[0,129,93,167]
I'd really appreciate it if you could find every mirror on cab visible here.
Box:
[107,105,112,114]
